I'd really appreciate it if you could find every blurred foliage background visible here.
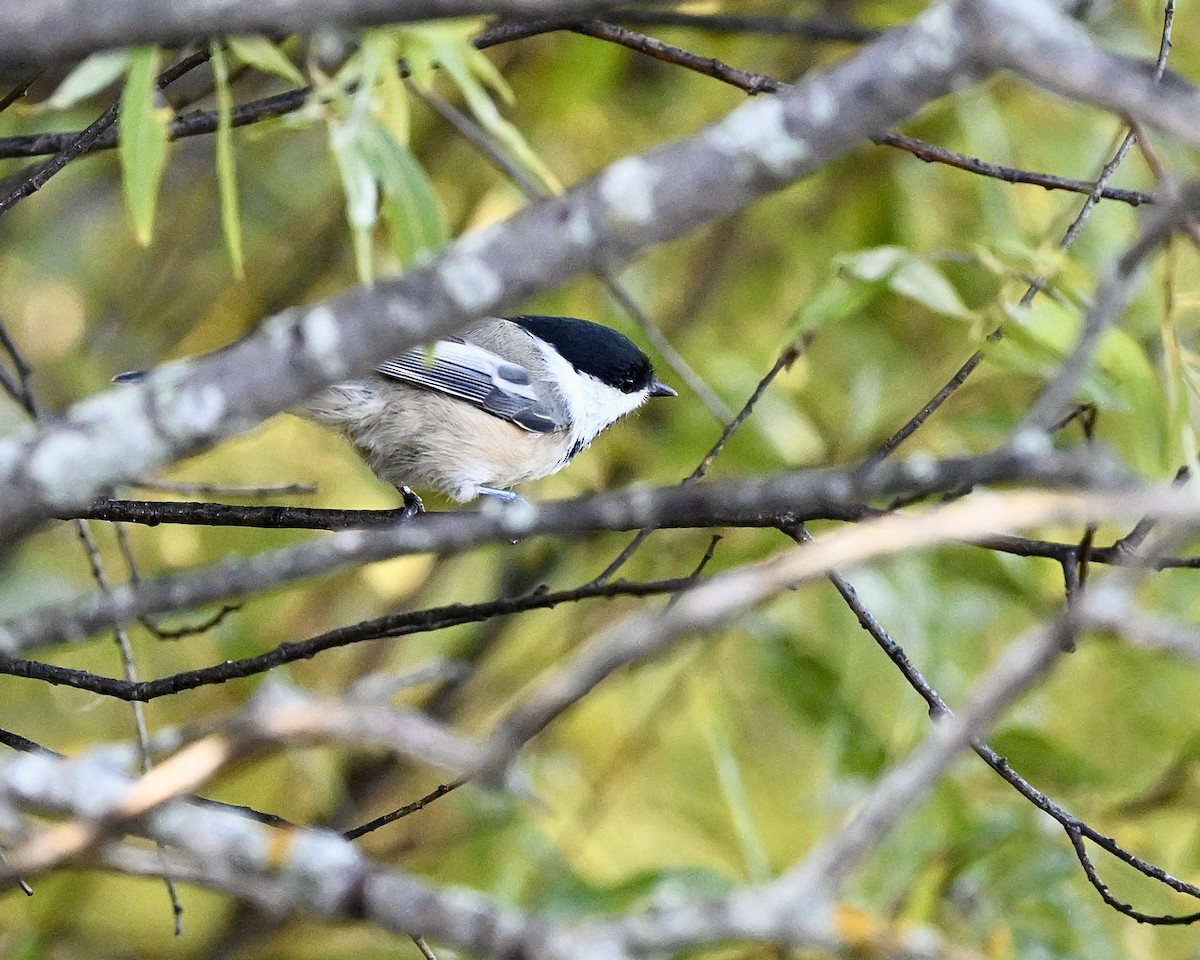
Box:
[2,2,1200,958]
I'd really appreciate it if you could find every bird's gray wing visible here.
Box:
[374,338,566,433]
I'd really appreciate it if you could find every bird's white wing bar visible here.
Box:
[374,339,565,433]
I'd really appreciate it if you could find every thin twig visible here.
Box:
[786,523,1200,923]
[1,296,188,931]
[0,49,213,218]
[0,72,41,113]
[128,479,319,498]
[864,0,1176,465]
[0,102,119,215]
[594,333,813,584]
[876,131,1154,207]
[74,519,184,931]
[114,522,240,641]
[0,575,708,701]
[570,19,778,94]
[1020,181,1198,432]
[344,779,466,841]
[607,9,879,43]
[0,723,292,828]
[62,499,418,530]
[0,321,37,413]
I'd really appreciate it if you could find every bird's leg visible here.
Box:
[477,486,529,507]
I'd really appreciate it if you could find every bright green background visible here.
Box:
[2,3,1200,958]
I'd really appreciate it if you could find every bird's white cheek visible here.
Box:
[571,378,649,445]
[526,340,648,445]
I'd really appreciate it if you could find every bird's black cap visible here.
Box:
[509,315,672,397]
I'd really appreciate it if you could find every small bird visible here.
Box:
[304,314,676,506]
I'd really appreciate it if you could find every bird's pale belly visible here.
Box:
[307,382,577,501]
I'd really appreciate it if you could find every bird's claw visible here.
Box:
[400,486,425,519]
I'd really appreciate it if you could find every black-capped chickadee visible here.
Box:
[304,314,676,505]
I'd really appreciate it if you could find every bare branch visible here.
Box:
[865,0,1177,465]
[0,600,1089,958]
[0,1,982,548]
[0,749,555,958]
[0,574,704,701]
[875,131,1154,207]
[595,332,812,584]
[473,485,1167,783]
[607,9,880,44]
[0,0,640,70]
[0,49,212,219]
[0,449,1121,654]
[551,619,1072,957]
[971,1,1199,148]
[344,780,466,841]
[1,678,488,878]
[1018,180,1200,432]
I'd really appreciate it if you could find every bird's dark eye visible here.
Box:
[616,360,653,393]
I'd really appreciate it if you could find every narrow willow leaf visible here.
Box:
[785,273,884,339]
[227,35,305,87]
[463,43,515,105]
[887,256,973,320]
[375,57,410,145]
[328,120,379,284]
[400,21,471,88]
[989,295,1165,450]
[1159,243,1192,467]
[361,121,446,266]
[836,246,973,320]
[1095,325,1169,468]
[211,43,245,279]
[695,688,771,884]
[119,47,171,246]
[45,50,131,110]
[428,33,562,193]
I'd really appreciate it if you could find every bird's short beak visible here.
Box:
[650,380,677,398]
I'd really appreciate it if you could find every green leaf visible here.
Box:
[989,294,1167,461]
[45,50,131,110]
[226,35,305,87]
[786,271,886,340]
[450,52,562,193]
[462,42,516,106]
[836,246,974,320]
[407,24,561,193]
[696,691,771,882]
[210,44,244,279]
[984,317,1070,381]
[321,31,432,283]
[1001,292,1079,352]
[1095,325,1169,468]
[119,46,171,246]
[359,121,447,266]
[328,118,379,284]
[375,57,410,145]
